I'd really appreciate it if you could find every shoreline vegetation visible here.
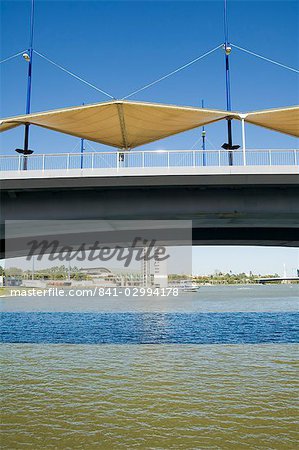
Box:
[0,266,299,297]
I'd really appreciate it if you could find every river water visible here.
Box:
[1,285,299,449]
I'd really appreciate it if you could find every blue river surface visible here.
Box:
[1,311,298,344]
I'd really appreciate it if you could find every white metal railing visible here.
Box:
[0,149,298,172]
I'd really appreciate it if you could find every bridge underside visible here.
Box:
[1,172,299,258]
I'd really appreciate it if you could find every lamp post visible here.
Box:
[221,0,239,165]
[15,0,35,170]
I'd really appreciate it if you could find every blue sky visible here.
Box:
[0,0,298,153]
[1,0,298,274]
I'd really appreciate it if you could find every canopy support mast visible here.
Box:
[201,99,206,166]
[15,0,35,170]
[222,0,239,165]
[80,103,85,169]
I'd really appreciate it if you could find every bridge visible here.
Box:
[256,277,299,283]
[1,148,299,257]
[1,101,298,256]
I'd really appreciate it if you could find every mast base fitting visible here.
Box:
[15,149,34,155]
[221,143,240,150]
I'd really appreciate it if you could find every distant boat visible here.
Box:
[171,280,200,293]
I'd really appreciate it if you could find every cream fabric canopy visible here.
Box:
[243,106,299,138]
[0,101,298,148]
[0,100,230,149]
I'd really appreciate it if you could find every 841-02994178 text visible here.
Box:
[8,287,179,297]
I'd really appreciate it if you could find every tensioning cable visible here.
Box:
[122,44,223,100]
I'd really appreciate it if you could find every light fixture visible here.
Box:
[22,52,30,62]
[222,44,232,56]
[225,45,232,55]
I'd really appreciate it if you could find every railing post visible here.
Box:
[142,151,145,169]
[167,151,170,168]
[91,152,94,170]
[42,154,45,172]
[268,149,272,166]
[218,150,221,166]
[193,150,195,167]
[18,155,21,171]
[117,152,119,171]
[294,149,297,166]
[67,153,70,171]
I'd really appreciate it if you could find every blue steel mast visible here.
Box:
[80,103,85,169]
[201,99,206,166]
[222,0,239,165]
[15,0,35,170]
[80,137,85,169]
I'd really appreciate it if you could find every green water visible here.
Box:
[1,344,298,449]
[1,286,299,448]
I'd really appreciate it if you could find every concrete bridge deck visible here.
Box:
[1,167,299,255]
